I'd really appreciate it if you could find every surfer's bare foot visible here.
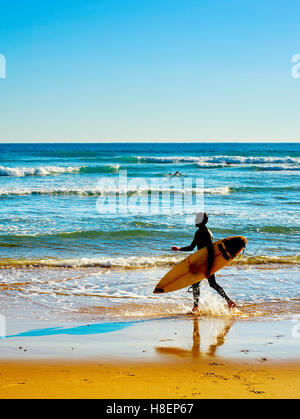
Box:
[227,300,237,310]
[191,305,200,314]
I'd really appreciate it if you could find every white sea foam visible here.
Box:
[0,185,230,196]
[136,155,300,167]
[0,165,80,177]
[0,255,184,268]
[1,253,298,268]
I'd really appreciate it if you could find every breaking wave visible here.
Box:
[0,253,298,269]
[0,185,230,196]
[135,155,300,165]
[133,155,300,171]
[0,164,120,177]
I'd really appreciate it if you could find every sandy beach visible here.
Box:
[0,358,299,399]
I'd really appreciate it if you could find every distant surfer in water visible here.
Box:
[168,171,184,176]
[172,212,237,313]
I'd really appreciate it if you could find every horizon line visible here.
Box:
[0,140,299,144]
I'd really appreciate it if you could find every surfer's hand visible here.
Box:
[172,246,181,251]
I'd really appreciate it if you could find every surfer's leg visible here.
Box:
[192,282,200,307]
[208,275,237,309]
[208,274,230,301]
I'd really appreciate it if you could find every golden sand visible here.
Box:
[0,358,299,399]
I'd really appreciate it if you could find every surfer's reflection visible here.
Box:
[156,317,232,358]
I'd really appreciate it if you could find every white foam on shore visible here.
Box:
[0,253,299,268]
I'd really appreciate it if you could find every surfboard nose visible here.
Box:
[224,236,247,257]
[153,287,164,294]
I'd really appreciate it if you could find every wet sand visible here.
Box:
[0,358,299,399]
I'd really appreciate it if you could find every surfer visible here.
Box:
[172,212,237,313]
[168,171,183,177]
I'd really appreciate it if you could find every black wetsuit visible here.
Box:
[180,226,230,306]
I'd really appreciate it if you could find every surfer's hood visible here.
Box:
[195,212,205,224]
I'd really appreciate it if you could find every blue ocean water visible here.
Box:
[0,143,299,321]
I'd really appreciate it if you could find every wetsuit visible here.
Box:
[180,226,230,306]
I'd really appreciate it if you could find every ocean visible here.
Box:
[0,143,299,323]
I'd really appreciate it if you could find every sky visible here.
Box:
[0,0,300,142]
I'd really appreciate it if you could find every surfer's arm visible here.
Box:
[172,232,197,252]
[176,236,197,252]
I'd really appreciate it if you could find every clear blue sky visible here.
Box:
[0,0,299,142]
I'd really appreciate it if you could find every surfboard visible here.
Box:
[153,236,247,294]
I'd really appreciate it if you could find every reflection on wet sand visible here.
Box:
[156,317,232,358]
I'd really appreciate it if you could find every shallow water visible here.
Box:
[0,265,299,323]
